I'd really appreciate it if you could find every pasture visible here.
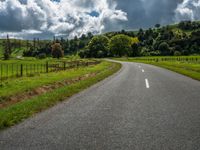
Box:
[115,56,200,81]
[0,57,99,82]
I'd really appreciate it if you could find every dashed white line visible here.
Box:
[138,66,141,68]
[142,69,144,73]
[145,79,150,89]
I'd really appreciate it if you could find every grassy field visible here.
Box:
[0,61,121,129]
[0,57,98,81]
[114,56,200,81]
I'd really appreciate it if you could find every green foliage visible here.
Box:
[3,35,11,60]
[109,34,132,57]
[174,51,182,56]
[1,21,200,59]
[178,21,200,30]
[88,35,109,57]
[79,35,109,58]
[37,53,46,59]
[155,24,161,28]
[158,42,170,55]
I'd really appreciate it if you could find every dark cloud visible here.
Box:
[1,0,200,39]
[115,0,182,29]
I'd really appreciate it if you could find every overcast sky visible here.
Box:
[0,0,200,39]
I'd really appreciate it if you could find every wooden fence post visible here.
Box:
[46,62,49,73]
[64,62,66,70]
[20,64,23,77]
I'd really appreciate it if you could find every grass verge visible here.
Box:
[114,57,200,81]
[0,61,121,130]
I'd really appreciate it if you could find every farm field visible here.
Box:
[0,60,121,129]
[114,56,200,81]
[0,57,98,81]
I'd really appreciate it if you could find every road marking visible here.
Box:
[145,79,150,88]
[142,69,144,73]
[138,66,141,68]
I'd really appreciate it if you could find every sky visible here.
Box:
[0,0,200,39]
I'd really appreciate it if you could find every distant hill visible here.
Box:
[1,20,200,59]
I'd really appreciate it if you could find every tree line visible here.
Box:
[2,20,200,60]
[2,32,93,60]
[79,20,200,58]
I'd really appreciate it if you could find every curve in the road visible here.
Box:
[0,60,200,150]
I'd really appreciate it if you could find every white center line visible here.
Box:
[145,79,150,89]
[142,69,144,73]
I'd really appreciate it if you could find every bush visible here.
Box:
[37,53,46,59]
[158,42,170,55]
[174,51,182,56]
[78,49,90,58]
[149,50,161,56]
[51,43,64,59]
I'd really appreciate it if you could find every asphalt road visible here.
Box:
[1,60,200,150]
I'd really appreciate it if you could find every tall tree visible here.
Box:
[51,43,64,59]
[88,35,109,58]
[109,34,132,57]
[3,34,11,60]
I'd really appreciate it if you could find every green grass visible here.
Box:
[114,56,200,81]
[0,57,97,80]
[0,64,97,98]
[0,61,121,129]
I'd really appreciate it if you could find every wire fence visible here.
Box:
[0,60,100,83]
[133,56,200,63]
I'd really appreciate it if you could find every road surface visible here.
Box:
[0,60,200,150]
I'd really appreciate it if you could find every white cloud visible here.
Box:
[175,0,200,21]
[0,0,127,39]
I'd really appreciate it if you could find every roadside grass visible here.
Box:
[114,57,200,81]
[0,61,121,129]
[0,61,99,99]
[0,57,97,81]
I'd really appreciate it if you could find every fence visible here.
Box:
[133,57,200,63]
[0,60,100,83]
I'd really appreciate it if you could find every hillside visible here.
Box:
[79,20,200,58]
[0,20,200,59]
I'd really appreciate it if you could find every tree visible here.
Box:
[3,34,11,60]
[137,28,145,41]
[155,24,161,28]
[69,39,79,54]
[87,32,93,39]
[51,43,64,59]
[87,35,109,58]
[109,34,133,57]
[158,42,170,55]
[130,37,140,57]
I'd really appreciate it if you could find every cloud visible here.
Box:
[1,0,200,39]
[115,0,181,29]
[0,0,127,39]
[175,0,200,21]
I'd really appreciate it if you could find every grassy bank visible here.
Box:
[114,56,200,81]
[0,61,121,129]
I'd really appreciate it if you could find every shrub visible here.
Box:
[51,43,64,59]
[37,53,46,59]
[158,42,170,55]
